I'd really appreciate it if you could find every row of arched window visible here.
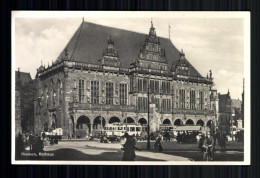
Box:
[41,80,63,108]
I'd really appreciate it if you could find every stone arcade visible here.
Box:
[34,20,218,138]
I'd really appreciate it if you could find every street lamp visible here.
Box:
[231,110,235,141]
[100,89,105,132]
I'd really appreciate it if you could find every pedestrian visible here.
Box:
[136,133,140,141]
[50,136,54,145]
[165,131,170,142]
[207,133,215,160]
[219,133,227,150]
[100,134,104,143]
[16,133,24,159]
[33,136,44,155]
[54,134,59,144]
[177,132,181,144]
[154,135,163,152]
[68,134,71,139]
[29,133,34,151]
[121,133,136,161]
[198,134,205,152]
[132,134,137,145]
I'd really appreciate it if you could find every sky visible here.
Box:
[14,12,247,100]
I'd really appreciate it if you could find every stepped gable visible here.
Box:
[56,21,203,78]
[231,99,242,108]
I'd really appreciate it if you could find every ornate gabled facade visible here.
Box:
[34,21,217,138]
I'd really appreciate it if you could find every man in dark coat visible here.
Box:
[122,133,136,161]
[154,135,163,152]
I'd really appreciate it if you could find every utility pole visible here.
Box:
[147,71,151,150]
[100,89,104,132]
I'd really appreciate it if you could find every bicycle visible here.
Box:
[202,145,213,161]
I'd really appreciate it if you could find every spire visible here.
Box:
[149,19,156,36]
[180,49,185,59]
[82,17,84,22]
[243,78,245,90]
[228,89,230,95]
[18,67,20,78]
[108,35,114,45]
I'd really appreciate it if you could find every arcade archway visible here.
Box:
[93,116,106,130]
[76,115,91,138]
[123,117,135,123]
[206,120,214,128]
[109,117,121,124]
[163,119,171,124]
[174,119,182,126]
[196,119,205,126]
[185,119,194,125]
[138,118,147,125]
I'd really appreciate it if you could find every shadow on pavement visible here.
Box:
[16,148,164,161]
[163,151,244,161]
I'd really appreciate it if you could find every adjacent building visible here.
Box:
[34,20,217,138]
[218,90,243,134]
[15,69,36,134]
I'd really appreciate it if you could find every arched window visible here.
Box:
[199,91,204,110]
[190,90,196,109]
[53,90,56,107]
[179,89,186,108]
[50,88,54,107]
[78,79,85,103]
[57,80,60,105]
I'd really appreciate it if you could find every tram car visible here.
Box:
[104,123,147,141]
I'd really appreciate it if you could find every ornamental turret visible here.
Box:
[172,49,190,77]
[99,35,120,67]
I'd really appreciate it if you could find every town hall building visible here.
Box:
[34,20,218,138]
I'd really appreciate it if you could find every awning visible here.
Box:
[174,126,202,131]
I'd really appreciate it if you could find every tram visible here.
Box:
[104,123,146,141]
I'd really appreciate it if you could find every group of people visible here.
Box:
[235,130,244,142]
[120,132,165,161]
[15,132,45,157]
[198,131,229,160]
[176,131,198,144]
[198,133,215,160]
[215,132,228,150]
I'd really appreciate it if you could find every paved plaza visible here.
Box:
[18,140,244,162]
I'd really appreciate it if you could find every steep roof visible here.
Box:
[15,71,32,86]
[218,93,231,112]
[231,99,242,109]
[56,21,203,77]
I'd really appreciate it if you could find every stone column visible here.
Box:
[149,103,157,133]
[90,124,93,134]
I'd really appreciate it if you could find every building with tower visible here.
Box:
[33,20,217,138]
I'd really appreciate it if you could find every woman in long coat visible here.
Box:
[122,133,136,161]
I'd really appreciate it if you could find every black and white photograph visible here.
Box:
[12,11,250,165]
